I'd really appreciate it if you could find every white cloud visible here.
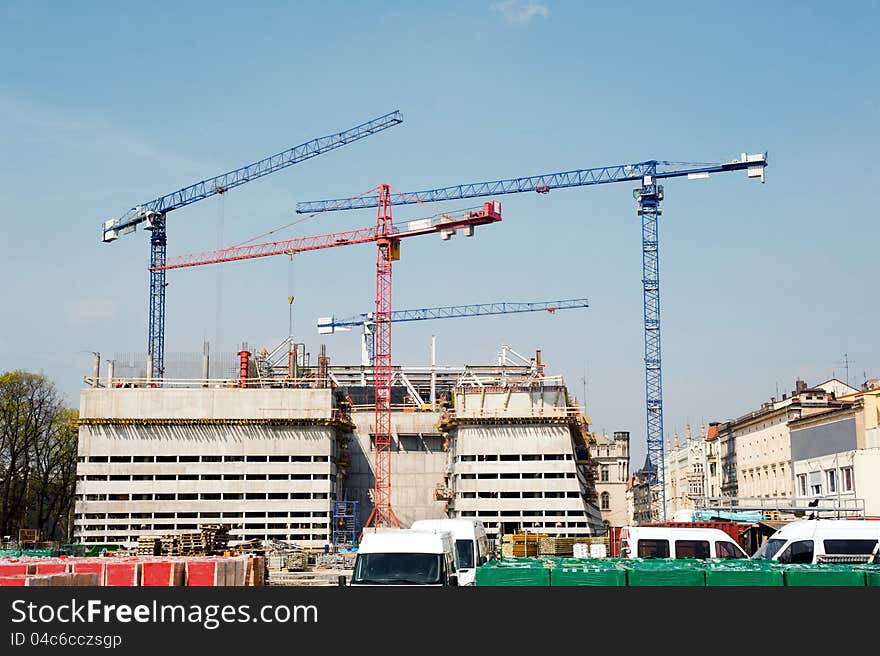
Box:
[0,94,209,177]
[492,1,549,24]
[64,297,119,326]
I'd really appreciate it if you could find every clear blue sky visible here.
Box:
[1,1,877,468]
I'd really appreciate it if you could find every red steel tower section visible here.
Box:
[153,187,503,531]
[365,183,400,528]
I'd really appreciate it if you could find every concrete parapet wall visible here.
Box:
[453,389,569,418]
[80,388,334,420]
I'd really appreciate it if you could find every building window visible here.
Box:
[600,466,609,482]
[600,492,610,510]
[797,474,807,496]
[809,471,822,497]
[827,469,837,494]
[842,467,854,492]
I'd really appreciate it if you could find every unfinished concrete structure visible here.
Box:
[75,387,351,547]
[76,344,604,547]
[438,383,604,540]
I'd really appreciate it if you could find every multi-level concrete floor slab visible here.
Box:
[75,353,605,547]
[74,388,349,547]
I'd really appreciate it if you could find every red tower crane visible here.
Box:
[156,185,502,527]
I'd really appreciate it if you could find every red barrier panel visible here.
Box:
[35,562,68,575]
[142,561,184,586]
[105,561,141,587]
[185,559,223,586]
[0,563,35,577]
[0,575,27,587]
[72,560,106,586]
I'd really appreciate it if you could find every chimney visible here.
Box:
[795,379,808,393]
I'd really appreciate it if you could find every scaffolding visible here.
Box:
[331,500,359,548]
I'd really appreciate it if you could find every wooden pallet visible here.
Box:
[538,537,579,556]
[136,537,161,556]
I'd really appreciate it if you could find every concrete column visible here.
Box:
[107,360,115,386]
[430,335,436,408]
[202,341,210,387]
[92,352,101,387]
[146,354,153,382]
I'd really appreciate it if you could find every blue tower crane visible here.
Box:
[318,297,589,365]
[295,153,768,521]
[99,110,403,381]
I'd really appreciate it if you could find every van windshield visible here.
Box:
[352,553,443,585]
[455,540,475,569]
[752,538,785,560]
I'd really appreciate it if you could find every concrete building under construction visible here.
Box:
[74,343,605,547]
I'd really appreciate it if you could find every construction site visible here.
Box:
[76,340,604,548]
[2,109,784,588]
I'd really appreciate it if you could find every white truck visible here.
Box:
[751,519,880,564]
[409,518,491,586]
[348,529,459,586]
[618,525,750,560]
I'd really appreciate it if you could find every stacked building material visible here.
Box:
[475,558,552,586]
[246,556,266,586]
[178,532,208,556]
[549,561,627,586]
[0,556,265,586]
[538,537,579,557]
[137,537,161,556]
[285,552,307,571]
[160,536,181,557]
[199,524,230,554]
[24,572,100,586]
[501,533,545,558]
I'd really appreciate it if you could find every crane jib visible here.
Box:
[101,110,403,240]
[294,153,767,213]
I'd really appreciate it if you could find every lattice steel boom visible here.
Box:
[296,153,768,521]
[100,110,403,381]
[318,298,590,365]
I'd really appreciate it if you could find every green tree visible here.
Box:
[0,371,78,541]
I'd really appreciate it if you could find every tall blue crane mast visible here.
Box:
[318,297,590,365]
[296,153,768,521]
[99,110,403,380]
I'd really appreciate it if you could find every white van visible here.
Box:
[619,526,749,560]
[409,518,491,586]
[349,529,459,586]
[751,519,880,564]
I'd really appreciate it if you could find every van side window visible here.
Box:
[777,540,814,564]
[823,539,878,555]
[675,540,710,559]
[716,541,747,559]
[638,539,670,558]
